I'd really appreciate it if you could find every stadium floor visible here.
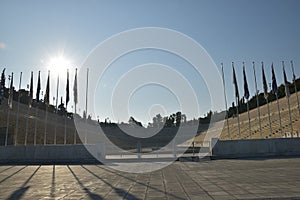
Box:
[0,158,300,199]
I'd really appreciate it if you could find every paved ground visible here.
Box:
[0,158,300,200]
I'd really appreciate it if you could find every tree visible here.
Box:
[175,112,182,127]
[152,116,157,126]
[152,114,163,128]
[83,110,86,119]
[58,97,66,116]
[165,115,174,127]
[156,114,162,126]
[129,116,143,127]
[0,68,5,97]
[206,110,212,120]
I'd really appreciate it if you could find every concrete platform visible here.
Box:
[1,158,300,199]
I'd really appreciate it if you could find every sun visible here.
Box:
[47,55,71,76]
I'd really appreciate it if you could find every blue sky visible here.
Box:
[0,0,300,124]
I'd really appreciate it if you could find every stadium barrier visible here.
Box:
[211,137,300,158]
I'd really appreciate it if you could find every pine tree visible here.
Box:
[0,68,5,105]
[0,68,5,95]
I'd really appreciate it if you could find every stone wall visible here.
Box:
[0,145,102,164]
[212,138,300,158]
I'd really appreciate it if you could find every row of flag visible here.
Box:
[1,61,298,117]
[230,60,299,138]
[232,61,294,103]
[1,68,78,112]
[0,68,81,146]
[0,61,298,145]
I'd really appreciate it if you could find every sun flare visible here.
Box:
[47,55,71,76]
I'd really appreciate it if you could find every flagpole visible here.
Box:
[33,106,38,145]
[252,62,262,138]
[64,111,67,145]
[232,62,241,138]
[14,72,22,145]
[246,100,251,138]
[24,105,30,145]
[64,69,69,145]
[26,71,35,145]
[236,97,241,139]
[34,71,41,145]
[73,113,77,145]
[34,104,39,145]
[243,62,251,138]
[275,95,283,134]
[54,75,59,145]
[73,105,76,145]
[44,103,48,145]
[266,97,272,136]
[291,61,300,115]
[262,62,272,137]
[282,61,293,136]
[5,73,13,146]
[221,63,230,139]
[271,64,283,135]
[44,70,50,145]
[74,71,77,113]
[73,68,78,145]
[85,68,89,144]
[55,75,59,111]
[287,93,293,137]
[5,106,11,146]
[287,96,293,136]
[25,103,29,146]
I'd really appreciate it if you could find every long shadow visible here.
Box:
[0,166,15,173]
[81,165,139,200]
[7,165,41,200]
[211,154,300,161]
[50,165,55,198]
[22,165,40,186]
[0,166,27,184]
[7,186,29,200]
[94,165,185,200]
[67,165,103,200]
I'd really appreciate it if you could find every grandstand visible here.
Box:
[0,101,80,145]
[194,91,300,145]
[0,90,299,147]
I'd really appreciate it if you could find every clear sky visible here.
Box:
[0,0,300,125]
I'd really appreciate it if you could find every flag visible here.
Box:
[243,65,250,100]
[291,61,296,83]
[271,63,278,97]
[8,73,13,109]
[36,71,41,102]
[66,69,70,107]
[292,70,296,83]
[44,71,50,105]
[283,65,290,98]
[232,63,239,101]
[29,71,33,107]
[73,68,78,106]
[262,63,268,99]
